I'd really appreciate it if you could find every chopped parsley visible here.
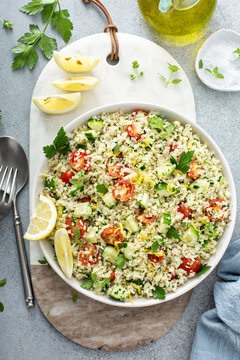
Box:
[43,127,70,159]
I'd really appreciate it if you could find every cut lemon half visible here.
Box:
[54,228,73,279]
[174,0,200,10]
[52,76,98,92]
[32,93,81,115]
[24,195,57,241]
[53,51,100,73]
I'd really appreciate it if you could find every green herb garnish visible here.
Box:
[73,227,81,240]
[99,278,110,291]
[205,66,224,79]
[69,178,84,196]
[159,63,182,87]
[114,143,120,154]
[85,132,96,142]
[11,0,73,70]
[233,48,240,60]
[38,257,51,268]
[140,164,146,171]
[72,291,78,303]
[116,256,125,270]
[0,278,6,287]
[166,226,180,239]
[130,60,144,80]
[151,240,159,253]
[45,178,56,190]
[199,59,203,69]
[197,264,211,275]
[76,143,87,150]
[152,286,165,300]
[43,127,70,159]
[91,273,97,281]
[170,151,194,174]
[96,184,108,194]
[1,18,13,30]
[81,279,93,289]
[155,182,167,191]
[0,302,4,312]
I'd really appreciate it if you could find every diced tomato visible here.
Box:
[77,197,91,203]
[127,123,143,140]
[112,180,134,201]
[109,271,116,281]
[136,213,157,224]
[107,157,129,179]
[170,273,177,280]
[169,144,178,153]
[60,170,74,185]
[133,110,148,116]
[187,161,201,179]
[178,202,192,219]
[65,217,87,240]
[205,199,228,222]
[179,256,201,274]
[69,150,91,172]
[148,246,165,263]
[79,244,99,266]
[100,227,124,246]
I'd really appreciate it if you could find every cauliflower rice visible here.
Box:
[42,110,230,302]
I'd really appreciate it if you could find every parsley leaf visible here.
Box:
[197,264,211,275]
[0,278,6,287]
[151,240,159,253]
[171,151,194,174]
[43,127,70,159]
[114,143,120,154]
[51,8,73,43]
[81,279,93,289]
[69,179,84,196]
[72,291,78,303]
[199,59,203,69]
[96,184,108,194]
[159,63,182,87]
[2,19,13,30]
[20,0,55,15]
[99,278,110,291]
[233,48,240,60]
[38,34,57,59]
[152,286,165,300]
[38,257,51,268]
[130,60,144,80]
[167,226,180,239]
[149,116,165,130]
[73,227,81,240]
[0,302,4,312]
[116,256,125,270]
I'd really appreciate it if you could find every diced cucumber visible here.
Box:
[189,179,209,193]
[102,191,117,208]
[122,243,135,260]
[183,225,199,244]
[159,214,171,234]
[88,119,104,131]
[74,202,92,218]
[85,130,97,142]
[124,214,140,234]
[155,163,176,179]
[155,182,170,197]
[102,246,118,263]
[137,193,149,209]
[109,285,129,300]
[85,227,98,243]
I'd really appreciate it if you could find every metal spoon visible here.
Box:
[0,137,34,307]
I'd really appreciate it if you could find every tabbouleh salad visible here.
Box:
[41,109,230,302]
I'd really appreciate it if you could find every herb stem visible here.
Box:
[42,0,58,35]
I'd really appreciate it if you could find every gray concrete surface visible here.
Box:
[0,1,239,359]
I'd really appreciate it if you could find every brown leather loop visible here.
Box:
[83,0,119,60]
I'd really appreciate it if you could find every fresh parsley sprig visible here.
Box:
[205,66,224,79]
[11,0,73,70]
[130,60,144,80]
[1,18,13,30]
[170,151,194,174]
[43,127,70,159]
[159,63,182,87]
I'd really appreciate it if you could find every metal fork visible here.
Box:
[0,166,18,220]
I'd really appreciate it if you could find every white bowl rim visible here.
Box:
[32,101,237,308]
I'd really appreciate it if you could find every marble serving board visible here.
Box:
[29,32,196,350]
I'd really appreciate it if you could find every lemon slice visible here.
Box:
[54,228,73,279]
[52,76,98,92]
[53,51,100,73]
[32,93,81,115]
[174,0,200,10]
[24,195,57,241]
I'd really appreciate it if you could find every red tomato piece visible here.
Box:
[135,213,157,224]
[187,161,201,179]
[100,227,124,246]
[133,110,148,116]
[148,246,165,263]
[79,244,99,266]
[169,144,178,153]
[179,256,201,275]
[109,271,116,281]
[60,170,74,185]
[65,217,87,240]
[77,197,91,203]
[205,199,228,222]
[69,150,91,172]
[112,180,134,201]
[127,123,143,140]
[178,202,192,219]
[107,157,129,179]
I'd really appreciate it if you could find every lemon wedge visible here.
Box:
[24,195,57,241]
[174,0,200,10]
[53,51,100,73]
[54,228,73,279]
[52,76,98,92]
[32,93,81,115]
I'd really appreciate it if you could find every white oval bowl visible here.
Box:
[32,102,236,308]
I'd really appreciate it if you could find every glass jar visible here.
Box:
[138,0,217,37]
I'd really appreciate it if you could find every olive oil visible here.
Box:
[138,0,217,37]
